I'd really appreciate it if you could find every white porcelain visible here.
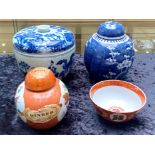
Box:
[14,45,75,78]
[13,25,75,79]
[89,80,147,122]
[92,86,143,112]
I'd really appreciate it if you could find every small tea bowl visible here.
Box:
[89,80,147,123]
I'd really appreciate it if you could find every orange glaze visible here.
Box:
[93,103,134,122]
[90,80,147,123]
[23,78,62,129]
[15,67,69,129]
[90,80,146,105]
[24,78,61,110]
[25,67,56,91]
[27,117,58,129]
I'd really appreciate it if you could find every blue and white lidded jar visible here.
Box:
[13,25,75,79]
[84,21,135,81]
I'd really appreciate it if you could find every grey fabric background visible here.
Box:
[0,53,154,135]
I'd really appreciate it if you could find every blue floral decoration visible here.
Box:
[84,21,135,81]
[18,61,31,73]
[48,53,74,78]
[48,61,59,77]
[13,25,75,54]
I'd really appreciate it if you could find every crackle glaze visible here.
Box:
[13,25,75,78]
[15,67,69,129]
[84,21,135,81]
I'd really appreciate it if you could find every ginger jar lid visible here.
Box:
[25,67,56,91]
[97,21,125,38]
[13,25,75,54]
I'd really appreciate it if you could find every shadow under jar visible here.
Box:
[13,25,75,79]
[84,21,135,82]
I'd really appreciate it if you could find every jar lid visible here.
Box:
[13,25,75,54]
[25,67,56,91]
[97,21,125,38]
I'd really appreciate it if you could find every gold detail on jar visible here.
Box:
[24,104,60,123]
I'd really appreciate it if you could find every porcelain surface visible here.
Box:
[92,86,142,112]
[15,46,75,78]
[15,68,69,129]
[13,25,75,78]
[13,25,75,54]
[90,80,146,122]
[84,21,135,81]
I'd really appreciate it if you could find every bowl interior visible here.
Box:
[90,80,146,113]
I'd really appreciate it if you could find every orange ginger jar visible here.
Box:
[15,67,69,129]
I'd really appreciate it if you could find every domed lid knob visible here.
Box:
[37,25,51,33]
[25,67,56,91]
[97,21,125,38]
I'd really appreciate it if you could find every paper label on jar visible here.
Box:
[24,104,60,123]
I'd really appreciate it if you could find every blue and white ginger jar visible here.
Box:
[13,25,75,79]
[84,21,135,81]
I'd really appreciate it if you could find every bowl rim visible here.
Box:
[89,80,147,114]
